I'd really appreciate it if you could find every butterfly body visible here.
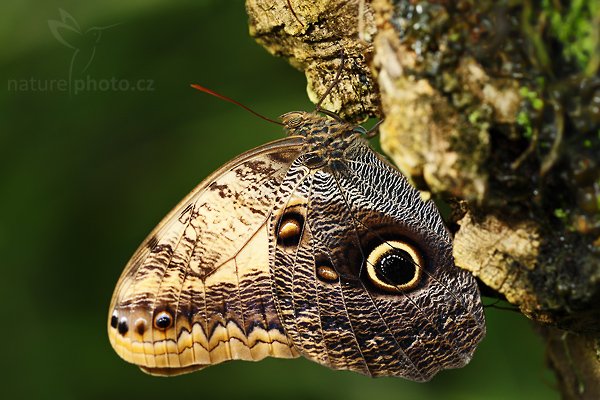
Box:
[108,111,485,381]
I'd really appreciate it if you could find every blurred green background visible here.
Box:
[1,1,557,399]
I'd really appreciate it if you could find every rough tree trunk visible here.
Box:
[245,0,600,398]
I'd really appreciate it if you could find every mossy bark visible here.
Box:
[246,0,600,398]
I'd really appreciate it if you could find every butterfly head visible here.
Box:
[281,111,366,172]
[281,111,318,134]
[281,111,356,136]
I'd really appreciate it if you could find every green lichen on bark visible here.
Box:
[542,0,600,74]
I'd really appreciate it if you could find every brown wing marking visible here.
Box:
[108,137,303,375]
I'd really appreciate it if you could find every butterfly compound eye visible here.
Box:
[288,116,303,127]
[365,240,424,292]
[153,310,173,330]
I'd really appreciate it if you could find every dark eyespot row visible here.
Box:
[118,318,129,335]
[154,311,173,330]
[109,309,174,336]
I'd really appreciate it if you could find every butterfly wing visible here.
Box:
[108,137,304,375]
[109,110,485,381]
[269,141,485,382]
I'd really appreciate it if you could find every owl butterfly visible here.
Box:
[108,60,485,382]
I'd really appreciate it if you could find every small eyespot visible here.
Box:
[110,313,118,329]
[317,265,339,283]
[118,318,129,335]
[277,212,304,247]
[135,318,147,335]
[154,311,173,330]
[365,240,424,292]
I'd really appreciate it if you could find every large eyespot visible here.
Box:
[365,240,424,292]
[288,116,303,127]
[153,310,173,330]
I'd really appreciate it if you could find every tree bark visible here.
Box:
[246,0,600,398]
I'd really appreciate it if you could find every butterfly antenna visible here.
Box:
[191,84,283,126]
[315,51,346,112]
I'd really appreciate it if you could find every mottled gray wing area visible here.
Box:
[270,142,485,382]
[108,138,304,374]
